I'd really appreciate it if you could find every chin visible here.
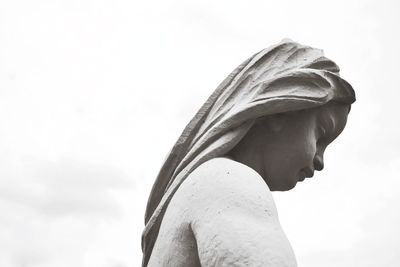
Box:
[269,179,297,191]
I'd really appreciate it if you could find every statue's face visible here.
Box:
[229,102,349,191]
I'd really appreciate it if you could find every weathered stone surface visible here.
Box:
[142,40,355,266]
[149,157,297,266]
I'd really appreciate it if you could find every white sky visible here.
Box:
[0,0,399,266]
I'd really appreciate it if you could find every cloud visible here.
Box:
[32,158,132,218]
[301,190,400,267]
[0,157,134,267]
[0,158,132,219]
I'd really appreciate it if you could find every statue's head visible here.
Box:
[145,38,356,220]
[227,101,350,191]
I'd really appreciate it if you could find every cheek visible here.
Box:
[289,140,317,170]
[272,145,312,175]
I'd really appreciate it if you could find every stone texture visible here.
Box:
[149,158,297,266]
[142,40,355,266]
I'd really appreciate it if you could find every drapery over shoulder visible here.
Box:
[142,40,356,266]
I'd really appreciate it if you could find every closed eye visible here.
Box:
[318,125,327,139]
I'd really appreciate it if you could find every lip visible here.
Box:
[303,167,314,178]
[298,167,314,181]
[298,170,307,181]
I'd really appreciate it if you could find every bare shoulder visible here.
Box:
[173,157,278,222]
[171,158,297,266]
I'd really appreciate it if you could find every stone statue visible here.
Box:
[142,40,356,266]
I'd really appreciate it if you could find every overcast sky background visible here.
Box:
[0,0,399,266]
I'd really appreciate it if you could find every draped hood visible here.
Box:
[142,40,356,266]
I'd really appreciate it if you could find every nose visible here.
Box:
[313,154,324,171]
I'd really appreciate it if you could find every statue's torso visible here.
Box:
[148,158,297,267]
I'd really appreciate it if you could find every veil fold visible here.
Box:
[142,40,356,266]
